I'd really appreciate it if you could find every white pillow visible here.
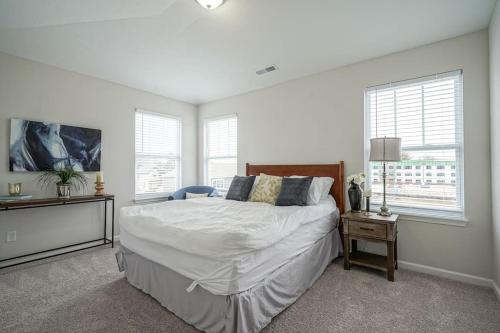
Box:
[186,192,209,199]
[318,177,334,199]
[291,176,334,205]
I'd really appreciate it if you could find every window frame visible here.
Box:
[203,114,238,193]
[134,109,182,201]
[363,70,466,222]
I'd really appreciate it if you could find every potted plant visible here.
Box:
[37,168,88,199]
[347,172,365,212]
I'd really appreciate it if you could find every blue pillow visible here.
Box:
[226,176,256,201]
[275,177,313,206]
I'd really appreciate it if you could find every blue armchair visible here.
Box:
[168,186,219,200]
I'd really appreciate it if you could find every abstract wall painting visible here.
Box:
[9,118,101,172]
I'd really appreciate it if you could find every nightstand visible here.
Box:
[341,211,399,281]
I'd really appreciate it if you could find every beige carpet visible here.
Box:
[0,246,499,333]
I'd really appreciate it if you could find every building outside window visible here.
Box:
[365,70,464,219]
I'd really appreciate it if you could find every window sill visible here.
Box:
[134,196,171,204]
[370,204,468,227]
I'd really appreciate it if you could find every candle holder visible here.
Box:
[364,196,371,215]
[8,183,22,196]
[95,182,105,196]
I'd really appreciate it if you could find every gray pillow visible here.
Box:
[276,176,313,206]
[226,176,256,201]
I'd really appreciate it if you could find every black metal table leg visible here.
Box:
[104,198,107,245]
[111,198,115,248]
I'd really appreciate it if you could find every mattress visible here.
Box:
[119,196,337,258]
[120,198,339,295]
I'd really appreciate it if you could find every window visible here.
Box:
[204,116,237,192]
[135,110,181,200]
[365,70,464,219]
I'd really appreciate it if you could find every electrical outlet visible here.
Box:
[6,231,16,242]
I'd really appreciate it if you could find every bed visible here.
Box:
[116,162,345,333]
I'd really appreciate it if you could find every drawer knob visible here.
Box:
[359,227,374,231]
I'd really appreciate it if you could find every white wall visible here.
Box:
[199,30,492,279]
[0,52,197,261]
[490,0,500,289]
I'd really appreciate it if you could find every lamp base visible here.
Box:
[378,205,392,217]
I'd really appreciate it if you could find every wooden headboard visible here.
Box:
[246,162,345,214]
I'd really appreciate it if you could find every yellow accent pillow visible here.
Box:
[249,173,283,204]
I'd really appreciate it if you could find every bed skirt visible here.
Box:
[116,228,342,333]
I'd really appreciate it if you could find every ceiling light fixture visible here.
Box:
[195,0,224,10]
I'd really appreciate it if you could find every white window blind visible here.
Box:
[365,70,464,219]
[204,116,237,192]
[135,111,181,200]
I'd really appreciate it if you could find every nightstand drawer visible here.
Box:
[349,221,387,239]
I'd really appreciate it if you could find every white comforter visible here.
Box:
[119,197,337,259]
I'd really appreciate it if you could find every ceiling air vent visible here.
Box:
[256,65,278,76]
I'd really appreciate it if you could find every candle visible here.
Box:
[96,171,104,183]
[365,189,372,197]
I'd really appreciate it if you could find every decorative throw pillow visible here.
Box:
[276,176,313,206]
[249,173,283,204]
[186,192,209,199]
[226,176,256,201]
[248,175,260,197]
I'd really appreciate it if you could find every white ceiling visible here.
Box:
[0,0,496,104]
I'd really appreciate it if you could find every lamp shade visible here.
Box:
[369,137,402,162]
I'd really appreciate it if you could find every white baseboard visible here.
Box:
[493,281,500,302]
[398,260,493,288]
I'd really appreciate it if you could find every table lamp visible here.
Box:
[369,137,402,216]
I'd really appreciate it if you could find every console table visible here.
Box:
[0,194,115,269]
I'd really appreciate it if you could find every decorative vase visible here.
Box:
[348,182,362,212]
[57,183,70,199]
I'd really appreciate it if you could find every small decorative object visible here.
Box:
[364,188,372,214]
[347,173,365,212]
[8,182,22,196]
[95,171,105,196]
[369,137,402,216]
[37,168,88,199]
